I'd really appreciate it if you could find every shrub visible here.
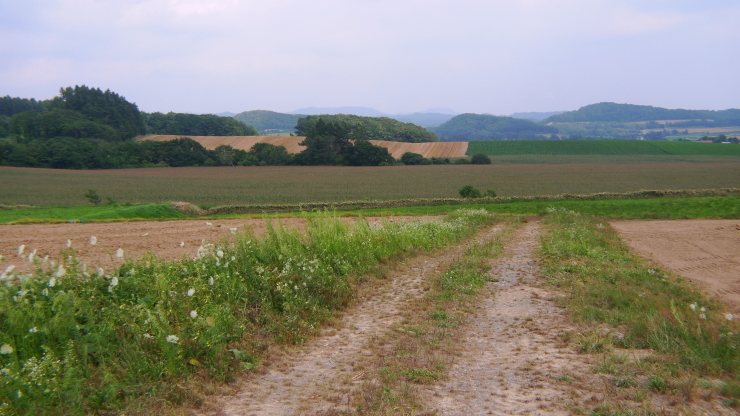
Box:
[453,158,470,164]
[459,184,482,198]
[401,152,431,165]
[470,153,492,164]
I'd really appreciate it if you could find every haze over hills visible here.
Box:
[509,111,567,121]
[544,103,740,125]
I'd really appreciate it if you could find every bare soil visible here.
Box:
[0,217,438,275]
[611,219,740,313]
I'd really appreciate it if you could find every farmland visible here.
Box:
[139,135,468,159]
[467,139,740,156]
[2,163,740,207]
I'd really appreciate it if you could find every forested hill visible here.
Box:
[143,112,258,136]
[232,110,303,133]
[544,102,740,125]
[432,113,556,141]
[295,114,439,142]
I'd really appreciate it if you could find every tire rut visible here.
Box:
[421,221,597,415]
[199,224,506,416]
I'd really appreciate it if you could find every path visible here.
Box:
[199,224,507,415]
[421,221,597,415]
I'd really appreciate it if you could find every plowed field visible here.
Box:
[612,219,740,313]
[138,135,468,159]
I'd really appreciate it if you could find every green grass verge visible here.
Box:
[353,195,740,219]
[0,210,493,415]
[467,139,740,156]
[0,204,186,224]
[541,209,740,405]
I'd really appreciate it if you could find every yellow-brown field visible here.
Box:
[139,135,468,159]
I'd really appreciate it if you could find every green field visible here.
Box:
[467,139,740,156]
[2,164,740,207]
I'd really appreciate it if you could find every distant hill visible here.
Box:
[509,111,567,121]
[290,106,386,117]
[432,113,556,141]
[232,110,304,133]
[389,113,455,127]
[544,102,740,125]
[295,114,438,142]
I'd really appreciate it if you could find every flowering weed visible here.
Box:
[0,210,493,414]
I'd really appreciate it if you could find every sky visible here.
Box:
[1,0,738,115]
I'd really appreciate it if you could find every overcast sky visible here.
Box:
[1,0,738,115]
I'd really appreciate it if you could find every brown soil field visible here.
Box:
[141,135,308,153]
[682,127,740,134]
[138,135,468,159]
[612,219,740,313]
[0,217,438,275]
[366,140,468,158]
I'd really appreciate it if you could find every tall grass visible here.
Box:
[0,210,493,414]
[541,208,740,378]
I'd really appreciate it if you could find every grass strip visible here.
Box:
[0,210,494,415]
[350,218,517,414]
[541,208,740,410]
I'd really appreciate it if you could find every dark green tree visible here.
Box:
[400,151,431,165]
[470,153,492,164]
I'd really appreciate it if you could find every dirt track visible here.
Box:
[611,219,740,313]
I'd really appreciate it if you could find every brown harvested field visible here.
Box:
[141,135,308,153]
[683,127,740,134]
[367,140,467,158]
[612,219,740,313]
[2,163,740,207]
[138,135,467,158]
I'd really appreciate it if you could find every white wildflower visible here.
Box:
[189,310,198,319]
[229,227,237,234]
[205,222,212,226]
[18,245,25,256]
[700,307,707,313]
[0,344,13,354]
[1,265,15,280]
[216,250,224,258]
[689,303,697,311]
[143,333,153,339]
[54,265,65,278]
[97,267,105,277]
[116,248,124,258]
[48,277,57,287]
[231,256,236,261]
[28,249,36,264]
[700,313,707,320]
[42,255,49,264]
[66,239,72,248]
[141,233,149,237]
[187,288,195,297]
[208,277,214,286]
[16,390,21,398]
[16,290,27,297]
[166,335,179,344]
[180,241,185,247]
[89,236,97,245]
[726,314,734,321]
[42,288,49,296]
[110,277,119,287]
[28,327,38,333]
[0,368,10,375]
